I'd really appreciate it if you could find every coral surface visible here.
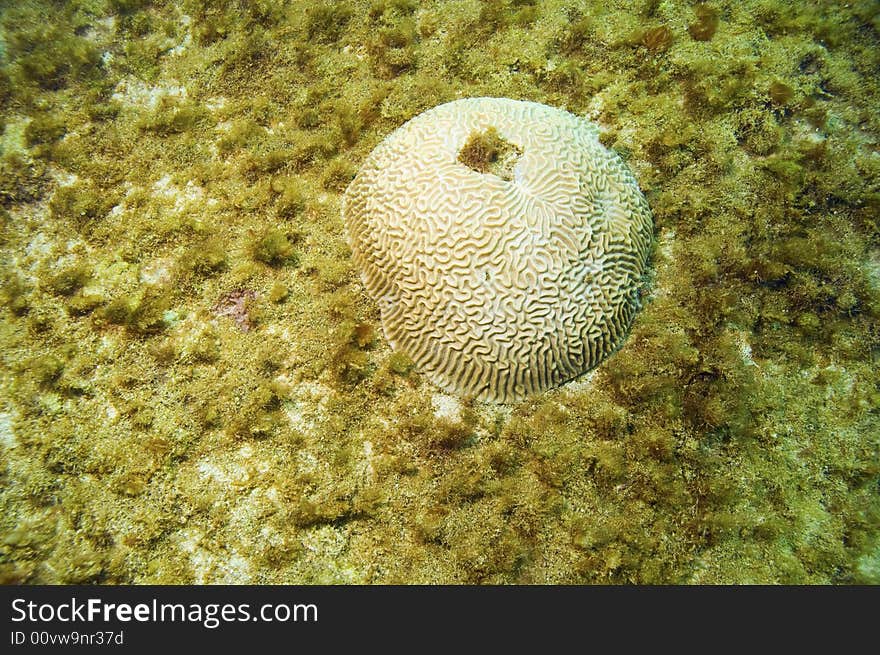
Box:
[343,97,653,402]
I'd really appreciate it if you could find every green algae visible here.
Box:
[0,0,877,584]
[457,126,523,180]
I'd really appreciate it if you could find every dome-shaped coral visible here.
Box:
[343,97,653,402]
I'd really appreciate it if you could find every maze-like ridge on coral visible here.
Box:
[344,98,653,402]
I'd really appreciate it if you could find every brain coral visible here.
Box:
[343,97,653,403]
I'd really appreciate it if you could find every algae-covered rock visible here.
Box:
[0,0,876,585]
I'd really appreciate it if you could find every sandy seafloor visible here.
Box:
[0,0,877,584]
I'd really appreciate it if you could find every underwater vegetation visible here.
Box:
[0,0,877,583]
